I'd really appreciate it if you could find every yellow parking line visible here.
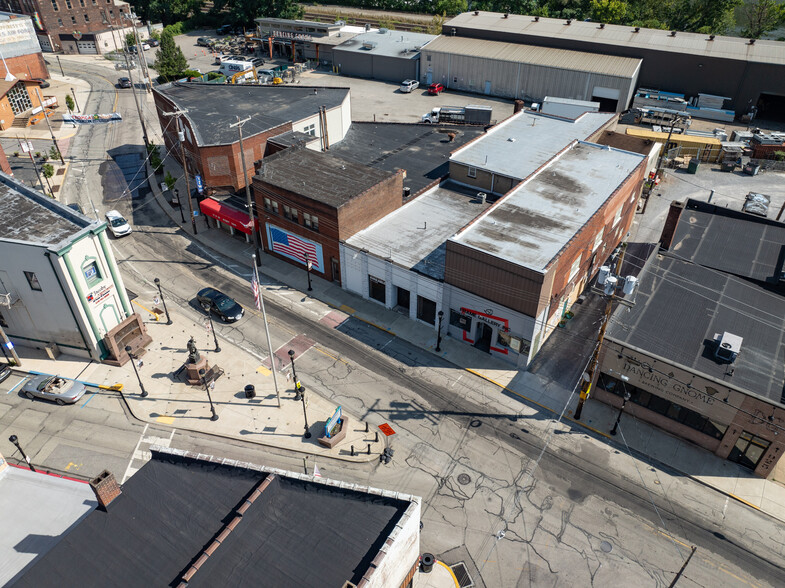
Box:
[315,347,348,365]
[339,304,355,314]
[156,416,175,425]
[256,366,271,376]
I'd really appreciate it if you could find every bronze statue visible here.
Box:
[187,336,200,363]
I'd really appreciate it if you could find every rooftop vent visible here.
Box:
[477,192,487,204]
[634,27,640,33]
[365,23,370,31]
[362,41,377,50]
[378,28,387,34]
[714,332,742,363]
[507,137,516,142]
[670,30,677,36]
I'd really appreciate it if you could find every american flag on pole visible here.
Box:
[251,273,262,311]
[269,227,320,271]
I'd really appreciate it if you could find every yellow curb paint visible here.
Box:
[436,561,460,587]
[256,366,271,376]
[656,530,691,549]
[156,416,176,425]
[100,383,123,391]
[314,347,349,365]
[132,299,160,321]
[355,315,395,336]
[339,304,355,314]
[729,494,761,510]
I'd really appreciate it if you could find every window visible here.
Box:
[612,206,623,227]
[271,201,278,214]
[7,84,33,115]
[303,123,315,136]
[303,213,318,232]
[467,167,477,178]
[449,309,472,331]
[592,230,603,251]
[84,14,89,23]
[311,215,318,232]
[71,15,77,25]
[368,275,385,304]
[57,18,63,27]
[24,271,42,291]
[283,204,290,218]
[79,0,85,5]
[291,208,298,224]
[109,9,113,16]
[82,261,101,286]
[416,295,437,325]
[263,197,272,210]
[427,55,431,61]
[65,0,72,8]
[568,255,582,282]
[51,0,58,10]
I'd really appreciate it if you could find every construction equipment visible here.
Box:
[230,67,258,84]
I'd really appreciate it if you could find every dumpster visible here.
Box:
[687,158,700,174]
[244,384,256,399]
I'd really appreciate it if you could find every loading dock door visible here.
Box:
[756,93,785,122]
[592,86,620,112]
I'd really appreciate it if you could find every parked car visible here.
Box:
[105,209,131,237]
[196,37,213,47]
[217,24,233,35]
[400,79,419,93]
[148,38,160,47]
[0,363,11,384]
[196,287,244,322]
[428,82,445,95]
[22,375,86,405]
[30,78,50,88]
[128,43,150,53]
[117,77,132,88]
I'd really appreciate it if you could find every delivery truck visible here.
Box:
[421,105,493,125]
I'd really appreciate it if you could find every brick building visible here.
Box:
[252,147,402,284]
[153,82,352,193]
[0,0,134,53]
[0,12,48,80]
[0,78,53,130]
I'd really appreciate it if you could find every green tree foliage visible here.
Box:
[210,0,303,26]
[591,0,629,23]
[435,0,468,15]
[42,163,54,179]
[125,32,136,49]
[65,94,75,112]
[128,0,204,26]
[154,30,188,82]
[739,0,785,38]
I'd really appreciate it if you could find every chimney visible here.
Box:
[90,470,122,510]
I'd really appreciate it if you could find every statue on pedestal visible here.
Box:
[184,335,208,385]
[187,336,201,364]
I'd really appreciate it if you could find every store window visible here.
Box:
[417,296,437,325]
[7,84,33,115]
[24,271,42,291]
[496,330,530,355]
[368,275,385,304]
[728,431,770,471]
[600,374,728,440]
[449,309,472,331]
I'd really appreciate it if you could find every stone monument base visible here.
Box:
[318,417,348,449]
[185,357,209,385]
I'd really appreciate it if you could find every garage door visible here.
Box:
[77,41,97,55]
[592,86,620,113]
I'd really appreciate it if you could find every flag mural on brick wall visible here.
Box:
[266,225,324,272]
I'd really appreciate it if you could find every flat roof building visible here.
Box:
[333,30,436,82]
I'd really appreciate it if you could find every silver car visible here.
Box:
[22,375,86,405]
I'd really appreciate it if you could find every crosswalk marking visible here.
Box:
[122,424,176,483]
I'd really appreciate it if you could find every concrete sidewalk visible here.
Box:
[144,152,785,523]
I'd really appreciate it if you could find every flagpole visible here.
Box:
[254,254,280,408]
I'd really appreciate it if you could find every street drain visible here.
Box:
[600,541,613,553]
[457,473,471,485]
[469,419,482,428]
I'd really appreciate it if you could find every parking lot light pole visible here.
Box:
[125,345,148,398]
[289,349,302,401]
[199,368,219,421]
[204,307,221,353]
[435,310,444,352]
[9,434,36,472]
[154,278,172,325]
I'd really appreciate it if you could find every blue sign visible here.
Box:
[195,174,204,194]
[325,405,342,438]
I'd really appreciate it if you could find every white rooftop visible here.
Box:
[451,141,644,272]
[449,110,616,180]
[345,182,490,280]
[0,462,95,585]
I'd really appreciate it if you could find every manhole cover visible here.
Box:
[457,473,471,485]
[600,541,613,553]
[469,419,482,428]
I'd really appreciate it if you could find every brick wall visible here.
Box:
[0,143,12,175]
[336,171,403,240]
[752,142,785,160]
[32,0,131,45]
[4,52,49,81]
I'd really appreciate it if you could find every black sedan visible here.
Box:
[118,77,132,88]
[196,287,244,322]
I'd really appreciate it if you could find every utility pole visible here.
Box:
[574,243,628,420]
[162,110,197,234]
[253,254,280,407]
[114,25,149,147]
[0,320,21,366]
[230,116,262,266]
[33,87,64,165]
[128,13,152,93]
[18,136,45,192]
[654,114,686,180]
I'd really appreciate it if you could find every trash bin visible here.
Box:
[687,159,700,174]
[244,384,256,399]
[420,553,435,573]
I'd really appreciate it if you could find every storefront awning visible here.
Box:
[200,198,254,234]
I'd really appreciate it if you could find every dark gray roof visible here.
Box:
[255,148,395,208]
[16,450,412,588]
[154,83,349,146]
[606,253,785,405]
[0,173,94,247]
[668,199,785,285]
[266,130,317,149]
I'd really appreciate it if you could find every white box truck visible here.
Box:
[421,105,493,125]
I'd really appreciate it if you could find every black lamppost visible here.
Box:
[435,310,444,352]
[154,278,171,325]
[175,188,185,223]
[289,349,302,401]
[610,380,631,436]
[204,307,221,353]
[8,434,36,472]
[299,384,311,439]
[199,368,219,421]
[125,345,148,398]
[304,253,313,292]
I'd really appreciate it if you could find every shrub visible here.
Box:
[773,151,785,162]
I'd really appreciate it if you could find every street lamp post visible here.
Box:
[70,87,80,112]
[175,189,185,223]
[289,349,302,401]
[610,380,631,436]
[8,434,36,472]
[153,278,172,325]
[299,385,311,439]
[304,253,313,292]
[204,307,221,353]
[125,345,148,397]
[435,310,444,352]
[199,368,219,421]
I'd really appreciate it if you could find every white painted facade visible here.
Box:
[290,91,352,151]
[0,175,132,360]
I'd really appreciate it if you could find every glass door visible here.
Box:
[728,431,770,470]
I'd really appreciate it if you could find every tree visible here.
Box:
[740,0,785,38]
[591,0,629,23]
[42,163,54,180]
[125,32,137,49]
[211,0,302,27]
[435,0,467,15]
[65,94,75,112]
[154,29,188,82]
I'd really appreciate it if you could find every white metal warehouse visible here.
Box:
[420,35,641,111]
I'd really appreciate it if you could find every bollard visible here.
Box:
[367,443,371,455]
[375,431,379,442]
[365,422,369,433]
[350,445,354,456]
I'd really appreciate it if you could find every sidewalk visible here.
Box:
[11,307,384,464]
[146,154,785,523]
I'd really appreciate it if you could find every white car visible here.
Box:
[400,79,419,93]
[105,210,131,237]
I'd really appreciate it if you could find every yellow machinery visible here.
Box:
[230,67,258,84]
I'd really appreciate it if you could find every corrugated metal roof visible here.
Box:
[451,141,644,272]
[423,35,641,78]
[450,110,617,180]
[446,12,785,66]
